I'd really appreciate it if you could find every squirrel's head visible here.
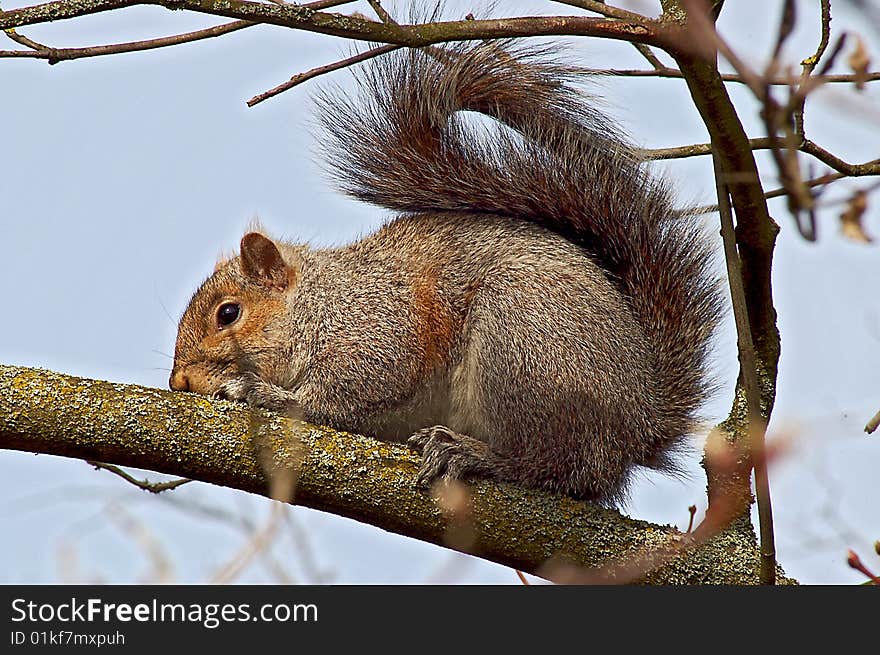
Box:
[169,232,302,396]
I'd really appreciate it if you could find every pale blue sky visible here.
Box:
[1,1,878,583]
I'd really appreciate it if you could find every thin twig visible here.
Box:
[86,461,191,493]
[686,505,697,534]
[247,0,405,106]
[632,42,665,70]
[645,138,880,177]
[282,509,332,583]
[247,44,400,106]
[688,164,880,215]
[579,67,880,86]
[0,0,359,64]
[643,138,772,160]
[801,140,880,177]
[710,149,777,586]
[366,0,393,25]
[6,35,875,86]
[793,0,832,137]
[551,0,653,23]
[2,21,253,63]
[585,67,880,84]
[4,26,45,50]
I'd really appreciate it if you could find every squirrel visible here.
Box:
[169,42,722,505]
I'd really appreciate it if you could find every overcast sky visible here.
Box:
[1,1,878,584]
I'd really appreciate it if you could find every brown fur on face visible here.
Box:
[170,236,299,395]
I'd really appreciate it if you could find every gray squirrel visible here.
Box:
[169,42,722,505]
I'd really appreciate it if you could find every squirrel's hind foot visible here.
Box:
[407,426,498,489]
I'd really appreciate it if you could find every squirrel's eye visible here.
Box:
[216,302,241,328]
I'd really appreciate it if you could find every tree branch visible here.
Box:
[667,1,781,585]
[1,20,254,63]
[0,364,794,584]
[0,0,360,63]
[0,1,673,48]
[643,139,880,178]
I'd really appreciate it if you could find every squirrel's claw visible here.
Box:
[405,425,446,453]
[408,426,497,489]
[218,373,300,416]
[217,373,261,403]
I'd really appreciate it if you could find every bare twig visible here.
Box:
[249,0,402,106]
[366,0,393,24]
[604,66,880,85]
[2,21,253,63]
[687,163,880,215]
[632,42,665,70]
[800,141,880,177]
[576,66,880,84]
[86,461,191,493]
[552,0,652,23]
[282,509,332,583]
[0,0,359,64]
[153,493,303,583]
[793,0,832,136]
[643,138,772,160]
[710,149,777,585]
[4,26,46,50]
[644,138,880,178]
[247,44,400,106]
[686,505,697,534]
[680,1,767,98]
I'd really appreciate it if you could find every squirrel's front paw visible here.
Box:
[218,373,299,415]
[218,372,261,403]
[407,426,497,488]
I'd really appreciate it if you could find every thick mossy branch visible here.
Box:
[0,364,794,584]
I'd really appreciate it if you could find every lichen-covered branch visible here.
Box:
[0,364,794,584]
[0,0,673,47]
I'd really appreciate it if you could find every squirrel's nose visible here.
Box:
[169,369,190,392]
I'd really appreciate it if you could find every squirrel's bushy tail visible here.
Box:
[316,42,722,467]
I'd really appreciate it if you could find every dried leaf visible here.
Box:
[847,35,871,91]
[839,189,872,242]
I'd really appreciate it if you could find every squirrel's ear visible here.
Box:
[240,232,290,291]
